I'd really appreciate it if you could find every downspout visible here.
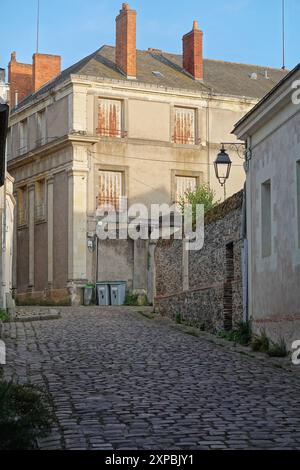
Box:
[94,233,99,286]
[241,180,248,322]
[206,94,211,186]
[1,155,8,310]
[3,178,7,310]
[246,135,253,323]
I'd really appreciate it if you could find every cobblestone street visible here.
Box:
[2,307,300,450]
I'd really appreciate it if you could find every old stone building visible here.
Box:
[234,64,300,349]
[7,3,287,305]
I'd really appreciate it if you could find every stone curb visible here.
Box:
[11,313,61,323]
[8,308,61,323]
[137,310,300,377]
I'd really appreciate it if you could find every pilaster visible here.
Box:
[47,177,54,288]
[28,184,35,290]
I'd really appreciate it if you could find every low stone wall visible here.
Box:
[15,288,71,306]
[154,190,245,332]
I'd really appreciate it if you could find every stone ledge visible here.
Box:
[8,307,61,322]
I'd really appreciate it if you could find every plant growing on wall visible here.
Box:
[179,183,219,224]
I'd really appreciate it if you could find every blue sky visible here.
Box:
[0,0,298,76]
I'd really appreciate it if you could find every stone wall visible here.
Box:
[154,190,245,332]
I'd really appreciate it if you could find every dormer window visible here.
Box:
[152,71,164,78]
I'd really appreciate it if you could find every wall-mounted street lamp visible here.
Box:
[214,146,232,201]
[214,142,250,200]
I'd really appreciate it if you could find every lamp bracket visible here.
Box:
[220,142,251,162]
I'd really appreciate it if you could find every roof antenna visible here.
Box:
[36,0,40,53]
[281,0,285,70]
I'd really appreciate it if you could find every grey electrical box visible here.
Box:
[110,282,126,306]
[96,283,110,306]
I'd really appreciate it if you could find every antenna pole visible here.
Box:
[36,0,40,53]
[282,0,285,70]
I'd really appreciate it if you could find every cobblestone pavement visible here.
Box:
[2,307,300,450]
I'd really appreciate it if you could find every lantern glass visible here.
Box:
[214,149,232,184]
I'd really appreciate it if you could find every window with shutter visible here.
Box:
[17,187,27,226]
[97,170,123,211]
[35,180,46,221]
[19,119,28,154]
[174,107,196,145]
[97,99,122,138]
[37,110,46,146]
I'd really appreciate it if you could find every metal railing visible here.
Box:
[172,134,199,145]
[96,127,127,138]
[96,196,121,211]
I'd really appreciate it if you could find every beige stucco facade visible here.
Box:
[8,73,258,305]
[234,66,300,350]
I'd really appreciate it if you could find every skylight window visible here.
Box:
[152,71,164,78]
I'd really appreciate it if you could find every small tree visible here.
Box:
[179,183,219,224]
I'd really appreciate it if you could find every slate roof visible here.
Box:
[233,62,300,133]
[16,45,288,109]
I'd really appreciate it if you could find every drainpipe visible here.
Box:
[94,233,98,285]
[245,135,253,323]
[241,181,248,323]
[206,95,211,186]
[1,162,7,311]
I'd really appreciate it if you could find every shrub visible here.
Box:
[178,183,219,225]
[0,309,10,323]
[0,378,54,450]
[268,337,288,358]
[251,330,269,353]
[124,292,149,306]
[124,292,139,306]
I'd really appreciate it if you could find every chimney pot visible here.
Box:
[193,20,199,30]
[122,3,130,10]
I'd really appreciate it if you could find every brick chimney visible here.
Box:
[116,3,137,79]
[8,51,61,107]
[32,53,61,92]
[8,52,33,107]
[182,21,203,81]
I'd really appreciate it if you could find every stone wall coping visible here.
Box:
[204,189,244,226]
